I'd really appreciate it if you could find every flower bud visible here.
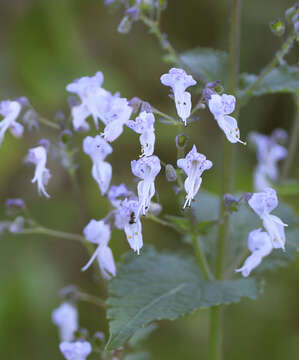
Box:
[60,129,73,145]
[223,194,238,212]
[269,19,285,36]
[149,202,162,216]
[176,133,188,149]
[128,97,141,114]
[117,15,133,34]
[125,6,140,21]
[9,216,25,234]
[165,164,177,182]
[285,2,299,23]
[5,198,26,214]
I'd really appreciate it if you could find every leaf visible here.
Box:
[128,324,157,347]
[180,48,228,83]
[164,215,191,233]
[239,66,299,98]
[106,247,260,351]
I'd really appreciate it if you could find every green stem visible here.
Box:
[19,226,85,243]
[146,213,180,233]
[210,1,242,360]
[192,234,214,280]
[239,32,296,109]
[151,106,181,125]
[280,94,299,182]
[38,116,61,130]
[140,16,201,80]
[77,291,107,309]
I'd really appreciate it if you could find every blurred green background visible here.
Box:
[0,0,299,359]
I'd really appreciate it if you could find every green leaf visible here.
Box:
[239,66,299,98]
[128,324,157,347]
[275,180,299,196]
[180,48,228,83]
[106,247,260,351]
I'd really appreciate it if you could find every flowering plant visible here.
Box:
[1,1,299,360]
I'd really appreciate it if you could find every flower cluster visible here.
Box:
[236,187,287,276]
[249,129,287,191]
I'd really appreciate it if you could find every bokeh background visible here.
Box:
[0,0,299,359]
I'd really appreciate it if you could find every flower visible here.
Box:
[99,94,132,142]
[0,100,23,146]
[81,219,116,279]
[249,130,287,191]
[66,72,108,131]
[208,94,245,144]
[160,68,196,125]
[83,135,113,195]
[248,188,287,250]
[177,145,213,208]
[26,144,51,198]
[126,111,155,156]
[60,341,92,360]
[108,183,135,207]
[131,155,161,215]
[117,199,143,254]
[52,302,78,342]
[235,228,272,277]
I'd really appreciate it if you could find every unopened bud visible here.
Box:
[128,97,141,114]
[149,202,162,216]
[165,164,177,182]
[9,216,24,234]
[117,15,133,34]
[141,101,152,113]
[60,129,73,145]
[125,6,140,21]
[5,198,26,214]
[269,19,285,36]
[176,133,188,149]
[223,194,238,212]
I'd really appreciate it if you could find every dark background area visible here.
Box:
[0,0,298,359]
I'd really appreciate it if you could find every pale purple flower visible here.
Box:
[83,135,113,195]
[108,183,135,207]
[249,130,287,191]
[177,145,213,208]
[126,111,155,156]
[208,94,245,144]
[26,145,51,198]
[60,341,92,360]
[117,199,143,254]
[66,72,108,131]
[248,188,287,250]
[0,100,23,146]
[52,303,78,342]
[99,95,133,142]
[81,219,116,279]
[236,228,272,277]
[131,155,161,215]
[160,68,196,125]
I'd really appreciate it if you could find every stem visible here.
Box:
[77,291,107,309]
[140,16,185,68]
[239,32,296,108]
[151,106,181,125]
[210,1,242,360]
[280,95,299,182]
[140,16,201,80]
[146,213,181,233]
[19,226,85,243]
[38,116,61,130]
[192,234,214,280]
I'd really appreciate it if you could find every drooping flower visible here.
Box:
[208,93,245,144]
[108,183,135,208]
[26,143,51,198]
[60,340,92,360]
[248,188,287,250]
[81,219,116,279]
[249,129,287,191]
[99,94,132,142]
[160,68,196,125]
[117,198,143,254]
[131,155,161,215]
[66,72,108,131]
[52,302,78,342]
[126,111,155,156]
[235,228,272,277]
[177,145,213,208]
[0,100,23,146]
[83,135,113,195]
